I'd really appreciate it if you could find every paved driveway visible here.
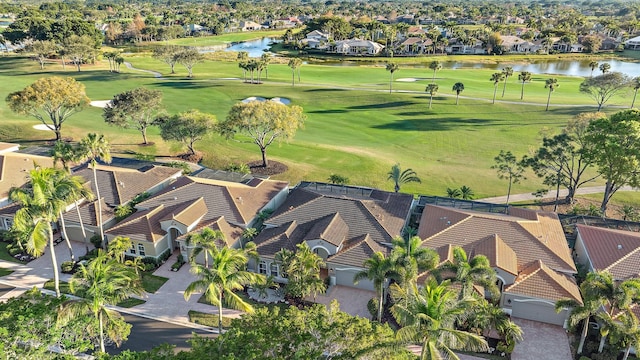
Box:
[511,318,572,360]
[306,285,376,318]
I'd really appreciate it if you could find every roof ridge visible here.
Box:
[110,204,165,231]
[506,260,542,289]
[425,215,472,240]
[222,187,248,224]
[320,212,341,239]
[605,246,640,273]
[112,172,125,205]
[270,193,323,221]
[356,200,399,241]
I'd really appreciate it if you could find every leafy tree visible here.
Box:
[583,109,640,215]
[589,61,599,77]
[386,62,399,93]
[391,278,489,360]
[186,227,225,268]
[288,57,303,86]
[452,82,464,105]
[220,100,305,168]
[152,45,181,74]
[390,236,439,293]
[62,35,97,72]
[599,62,611,74]
[354,251,399,322]
[107,236,132,263]
[428,60,442,83]
[27,40,57,69]
[387,163,421,193]
[491,150,525,204]
[276,243,326,301]
[501,66,513,97]
[78,133,112,244]
[184,245,263,333]
[103,87,164,145]
[518,71,532,100]
[327,173,349,185]
[60,250,144,353]
[631,77,640,108]
[434,246,499,299]
[544,78,559,111]
[582,35,602,53]
[6,76,90,141]
[425,83,438,109]
[490,72,504,104]
[157,109,217,155]
[579,72,630,111]
[174,48,204,78]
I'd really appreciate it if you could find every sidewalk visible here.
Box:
[479,185,636,204]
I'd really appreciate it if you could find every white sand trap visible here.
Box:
[33,124,54,131]
[270,97,291,105]
[241,96,291,105]
[90,100,112,108]
[396,78,419,82]
[242,96,267,103]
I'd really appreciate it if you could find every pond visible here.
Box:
[224,37,279,57]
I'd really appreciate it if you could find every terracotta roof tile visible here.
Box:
[504,260,582,304]
[326,235,390,268]
[0,152,54,201]
[63,198,114,226]
[302,213,348,246]
[472,234,518,276]
[577,224,640,280]
[106,205,166,242]
[177,216,243,248]
[161,197,208,227]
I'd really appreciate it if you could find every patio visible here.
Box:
[511,317,572,360]
[306,285,375,318]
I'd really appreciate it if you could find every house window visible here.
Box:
[130,244,136,255]
[3,218,12,230]
[270,263,279,277]
[138,244,146,257]
[258,261,267,274]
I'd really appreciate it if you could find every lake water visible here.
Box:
[227,37,640,77]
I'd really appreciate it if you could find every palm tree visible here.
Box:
[78,134,112,246]
[501,67,513,98]
[425,83,439,109]
[446,187,462,198]
[288,57,302,86]
[490,72,505,104]
[631,77,640,108]
[599,62,611,74]
[237,51,248,81]
[518,71,532,100]
[386,62,399,93]
[608,310,640,360]
[387,163,421,193]
[57,170,93,262]
[186,227,225,268]
[434,246,499,299]
[354,251,399,322]
[106,236,132,263]
[428,61,442,83]
[60,250,144,352]
[10,166,85,297]
[391,278,489,360]
[452,82,464,105]
[184,245,263,333]
[459,185,474,200]
[544,78,559,111]
[391,236,439,293]
[589,61,599,77]
[555,281,606,354]
[260,53,272,79]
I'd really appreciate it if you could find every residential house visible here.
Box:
[106,176,288,260]
[417,205,581,326]
[252,182,414,291]
[500,35,542,53]
[62,163,183,243]
[330,39,385,55]
[625,35,640,50]
[446,38,486,54]
[399,37,432,55]
[239,21,263,32]
[304,30,330,49]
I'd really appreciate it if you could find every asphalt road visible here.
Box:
[107,314,217,355]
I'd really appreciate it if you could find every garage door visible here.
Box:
[65,227,94,243]
[335,269,375,291]
[512,301,566,326]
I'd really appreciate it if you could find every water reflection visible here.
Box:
[224,37,279,57]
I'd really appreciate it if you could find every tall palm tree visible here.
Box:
[599,62,611,74]
[434,246,499,299]
[555,282,605,354]
[425,83,439,109]
[452,82,464,105]
[631,77,640,108]
[56,170,93,262]
[428,60,442,83]
[288,57,302,86]
[106,236,132,263]
[490,72,505,104]
[260,53,272,79]
[78,134,112,246]
[184,245,263,333]
[518,71,532,100]
[186,227,225,268]
[354,251,399,322]
[237,51,248,81]
[387,163,421,193]
[386,62,399,93]
[391,236,439,293]
[60,250,144,352]
[544,78,559,111]
[589,61,599,77]
[391,278,489,360]
[608,310,640,360]
[501,67,513,97]
[10,166,85,297]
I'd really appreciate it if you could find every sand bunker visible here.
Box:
[396,78,419,82]
[90,100,112,108]
[242,96,291,105]
[33,124,54,131]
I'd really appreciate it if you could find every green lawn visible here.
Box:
[0,242,26,264]
[0,267,13,277]
[117,297,146,308]
[0,55,631,200]
[141,272,168,294]
[188,309,234,329]
[198,290,288,312]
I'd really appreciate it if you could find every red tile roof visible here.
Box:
[505,260,582,304]
[576,224,640,280]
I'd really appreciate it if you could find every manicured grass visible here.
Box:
[187,309,234,329]
[0,55,628,200]
[154,29,290,47]
[0,242,25,264]
[0,267,14,277]
[141,272,168,294]
[117,297,146,308]
[44,279,73,295]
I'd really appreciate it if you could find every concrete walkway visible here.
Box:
[479,185,637,204]
[511,318,572,360]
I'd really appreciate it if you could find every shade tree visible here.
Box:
[103,87,164,145]
[152,45,181,74]
[579,72,630,111]
[157,109,217,156]
[174,48,204,78]
[27,40,58,69]
[491,150,525,205]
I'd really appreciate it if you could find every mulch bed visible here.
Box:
[248,160,288,176]
[178,151,203,163]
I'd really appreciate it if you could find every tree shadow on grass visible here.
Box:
[65,72,143,83]
[372,117,495,131]
[307,109,349,114]
[152,81,222,90]
[305,88,347,92]
[347,101,418,110]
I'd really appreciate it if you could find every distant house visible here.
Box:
[330,39,385,55]
[399,37,432,55]
[500,35,542,53]
[304,30,330,49]
[446,38,485,54]
[252,183,414,291]
[625,35,640,50]
[107,176,288,260]
[417,205,581,326]
[239,21,263,31]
